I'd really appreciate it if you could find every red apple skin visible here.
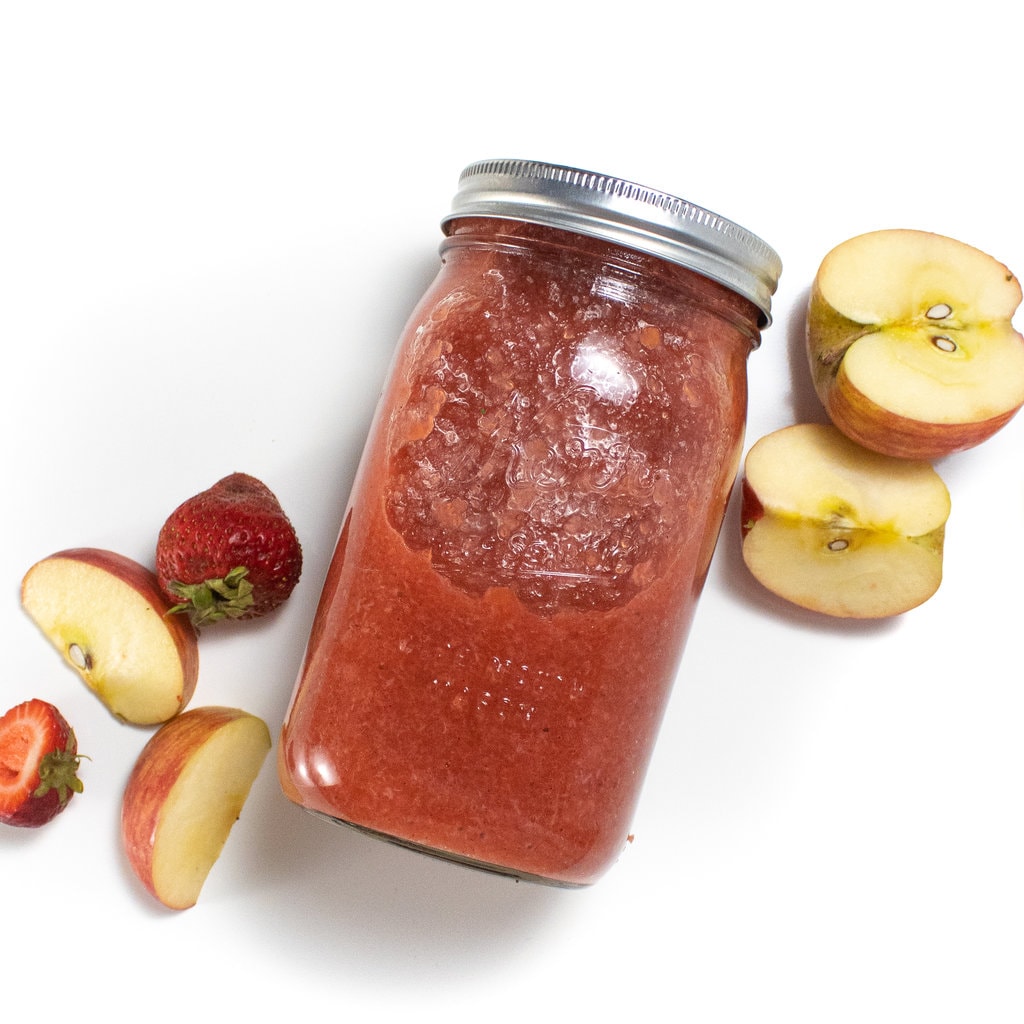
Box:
[24,547,200,714]
[121,706,256,907]
[821,371,1019,461]
[739,478,765,538]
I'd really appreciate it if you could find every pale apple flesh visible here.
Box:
[121,706,271,910]
[21,549,199,726]
[807,228,1024,459]
[740,423,951,618]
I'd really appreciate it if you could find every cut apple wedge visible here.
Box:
[807,228,1024,459]
[740,423,951,618]
[21,549,199,726]
[121,706,271,910]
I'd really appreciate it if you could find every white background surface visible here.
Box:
[3,3,1021,1021]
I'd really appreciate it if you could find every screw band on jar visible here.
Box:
[442,158,782,326]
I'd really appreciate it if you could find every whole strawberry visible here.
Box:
[0,698,84,828]
[156,472,303,628]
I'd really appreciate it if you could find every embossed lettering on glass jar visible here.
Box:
[279,160,781,886]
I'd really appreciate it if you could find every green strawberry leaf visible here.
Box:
[167,566,256,628]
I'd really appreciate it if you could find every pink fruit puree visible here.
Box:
[279,217,763,885]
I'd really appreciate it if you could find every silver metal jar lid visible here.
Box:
[442,158,782,325]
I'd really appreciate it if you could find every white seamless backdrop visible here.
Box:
[2,3,1021,1022]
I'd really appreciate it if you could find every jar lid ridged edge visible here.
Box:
[442,158,782,325]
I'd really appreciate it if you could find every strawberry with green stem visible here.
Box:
[0,698,84,828]
[156,473,303,629]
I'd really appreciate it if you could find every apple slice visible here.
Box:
[740,423,951,618]
[807,228,1024,459]
[121,706,271,910]
[21,548,199,726]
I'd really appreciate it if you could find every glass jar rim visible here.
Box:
[442,158,782,326]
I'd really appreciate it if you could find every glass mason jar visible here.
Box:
[279,159,781,886]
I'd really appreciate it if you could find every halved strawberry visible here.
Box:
[0,699,84,828]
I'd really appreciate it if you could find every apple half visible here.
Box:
[121,706,271,910]
[740,423,951,618]
[807,228,1024,459]
[21,548,199,726]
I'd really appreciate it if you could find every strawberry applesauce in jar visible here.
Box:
[279,160,781,886]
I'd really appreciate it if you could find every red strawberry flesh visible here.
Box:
[0,699,83,828]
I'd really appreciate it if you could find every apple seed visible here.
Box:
[68,643,92,671]
[925,302,953,320]
[827,538,850,552]
[931,334,958,353]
